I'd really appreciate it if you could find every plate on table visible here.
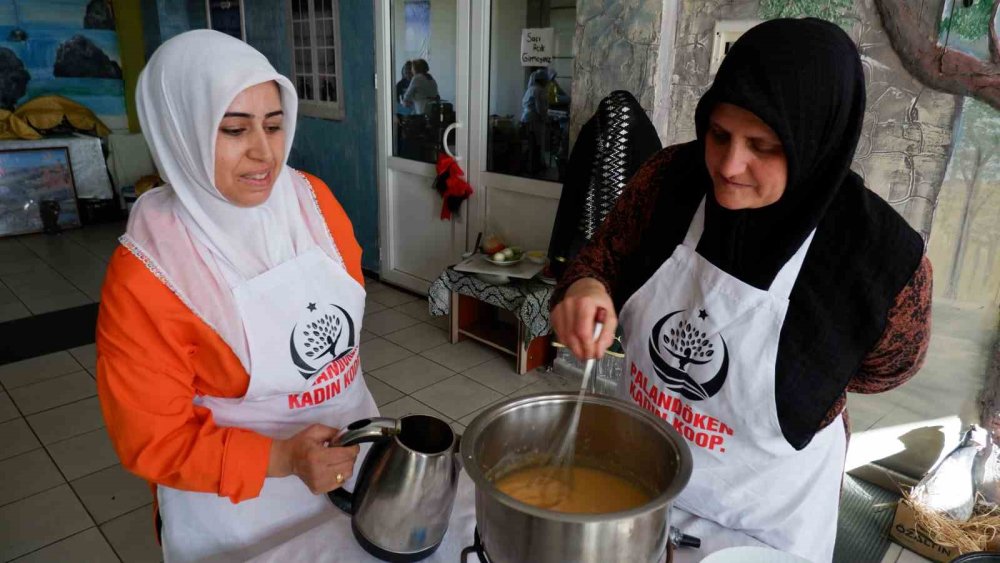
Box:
[701,546,811,563]
[475,273,510,285]
[525,250,548,265]
[483,256,523,267]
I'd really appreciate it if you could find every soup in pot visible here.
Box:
[494,465,650,513]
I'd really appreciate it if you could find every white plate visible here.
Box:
[701,546,811,563]
[483,256,523,267]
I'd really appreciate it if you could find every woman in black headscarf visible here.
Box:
[551,18,931,560]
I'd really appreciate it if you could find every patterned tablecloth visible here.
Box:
[428,267,555,345]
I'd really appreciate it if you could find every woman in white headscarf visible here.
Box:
[96,30,379,561]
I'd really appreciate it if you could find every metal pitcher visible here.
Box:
[329,415,461,562]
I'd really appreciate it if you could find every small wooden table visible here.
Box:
[449,292,553,374]
[429,267,555,375]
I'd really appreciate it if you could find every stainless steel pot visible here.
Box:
[460,392,692,563]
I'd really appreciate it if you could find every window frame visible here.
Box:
[205,0,247,41]
[286,0,346,121]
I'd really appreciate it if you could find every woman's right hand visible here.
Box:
[267,424,360,494]
[551,277,617,360]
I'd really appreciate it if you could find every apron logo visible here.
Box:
[648,309,729,401]
[289,302,357,379]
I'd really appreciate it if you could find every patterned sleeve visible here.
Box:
[847,255,933,393]
[551,146,680,307]
[820,256,933,428]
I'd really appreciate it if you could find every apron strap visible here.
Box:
[681,198,707,248]
[768,229,816,299]
[683,197,816,299]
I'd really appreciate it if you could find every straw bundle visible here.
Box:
[904,492,1000,552]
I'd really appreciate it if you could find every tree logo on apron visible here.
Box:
[289,302,356,379]
[648,309,729,401]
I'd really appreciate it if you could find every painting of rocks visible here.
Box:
[0,0,125,128]
[54,35,122,79]
[0,47,30,110]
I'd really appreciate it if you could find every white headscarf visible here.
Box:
[123,30,340,369]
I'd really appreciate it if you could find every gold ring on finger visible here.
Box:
[336,473,344,483]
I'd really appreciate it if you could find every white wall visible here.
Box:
[429,0,457,103]
[392,1,431,82]
[391,0,409,83]
[549,6,575,99]
[489,0,528,117]
[488,1,576,116]
[391,0,455,104]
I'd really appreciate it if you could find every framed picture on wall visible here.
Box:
[0,147,81,237]
[206,0,246,41]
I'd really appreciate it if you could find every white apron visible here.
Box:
[618,199,846,563]
[159,246,379,563]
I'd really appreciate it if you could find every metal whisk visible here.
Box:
[527,310,606,508]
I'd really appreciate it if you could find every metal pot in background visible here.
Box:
[330,415,461,562]
[461,393,692,563]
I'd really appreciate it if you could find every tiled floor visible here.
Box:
[0,222,124,322]
[0,345,159,562]
[0,272,577,561]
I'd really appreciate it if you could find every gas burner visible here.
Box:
[460,527,491,563]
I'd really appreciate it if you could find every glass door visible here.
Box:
[464,0,575,257]
[375,0,470,293]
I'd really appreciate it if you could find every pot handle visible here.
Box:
[327,417,401,514]
[669,526,701,549]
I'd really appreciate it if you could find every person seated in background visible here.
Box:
[402,58,439,115]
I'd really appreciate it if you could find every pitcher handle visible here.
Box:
[328,417,401,514]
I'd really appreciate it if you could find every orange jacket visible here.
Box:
[96,172,363,504]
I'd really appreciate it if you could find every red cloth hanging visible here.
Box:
[433,152,473,220]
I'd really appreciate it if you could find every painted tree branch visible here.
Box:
[991,0,999,64]
[873,0,1000,110]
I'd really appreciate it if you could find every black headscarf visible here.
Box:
[621,19,924,449]
[694,18,868,289]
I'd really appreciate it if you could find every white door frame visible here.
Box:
[375,0,563,292]
[374,0,472,292]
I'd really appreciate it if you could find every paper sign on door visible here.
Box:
[520,28,554,66]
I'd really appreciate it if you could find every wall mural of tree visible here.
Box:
[928,97,1000,302]
[759,0,855,26]
[939,0,999,63]
[874,0,1000,110]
